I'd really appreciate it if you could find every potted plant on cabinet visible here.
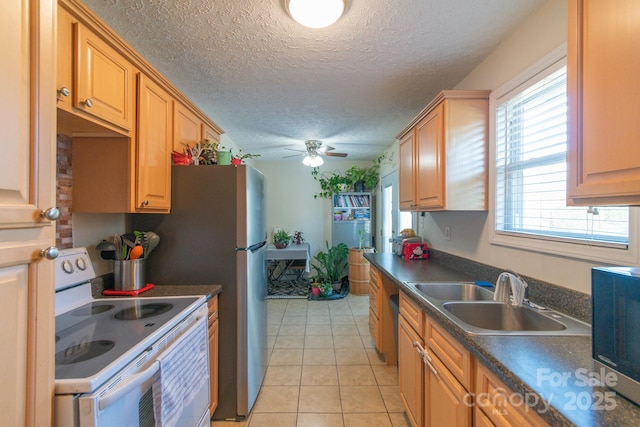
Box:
[312,241,349,290]
[273,230,291,249]
[231,149,261,166]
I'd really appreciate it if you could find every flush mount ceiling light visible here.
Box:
[285,0,348,29]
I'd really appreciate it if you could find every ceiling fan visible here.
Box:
[284,140,348,166]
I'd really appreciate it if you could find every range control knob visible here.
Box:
[61,260,74,274]
[76,258,87,271]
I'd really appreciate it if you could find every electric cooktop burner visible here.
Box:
[69,303,115,317]
[55,340,115,365]
[55,296,199,383]
[113,302,173,320]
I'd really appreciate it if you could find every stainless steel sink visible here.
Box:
[404,282,591,336]
[414,283,494,301]
[440,301,591,336]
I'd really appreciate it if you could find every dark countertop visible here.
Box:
[133,284,222,300]
[92,275,222,301]
[365,253,640,427]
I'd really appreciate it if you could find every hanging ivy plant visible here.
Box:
[310,153,393,198]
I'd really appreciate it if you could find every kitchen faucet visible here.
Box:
[493,270,528,307]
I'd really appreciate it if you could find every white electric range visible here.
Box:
[54,247,210,427]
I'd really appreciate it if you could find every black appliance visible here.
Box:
[592,266,640,406]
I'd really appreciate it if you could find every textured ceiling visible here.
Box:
[82,0,544,160]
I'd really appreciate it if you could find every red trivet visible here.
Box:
[102,283,155,296]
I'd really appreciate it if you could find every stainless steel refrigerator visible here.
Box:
[132,165,267,421]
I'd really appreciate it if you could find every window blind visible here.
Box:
[495,65,629,247]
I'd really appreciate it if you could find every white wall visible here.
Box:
[253,158,380,258]
[416,0,634,295]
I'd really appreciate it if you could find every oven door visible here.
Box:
[76,311,209,427]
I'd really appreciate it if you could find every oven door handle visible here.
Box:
[98,360,160,411]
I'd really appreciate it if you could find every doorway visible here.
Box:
[380,171,413,253]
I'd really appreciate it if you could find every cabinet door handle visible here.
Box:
[81,98,93,108]
[57,87,70,97]
[40,247,59,260]
[425,356,438,376]
[141,199,149,207]
[40,207,60,221]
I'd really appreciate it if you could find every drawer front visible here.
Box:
[475,363,548,427]
[399,292,423,335]
[369,278,380,317]
[369,307,381,349]
[425,318,472,389]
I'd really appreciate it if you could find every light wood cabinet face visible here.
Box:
[567,0,640,205]
[426,353,472,427]
[416,103,445,210]
[475,363,548,427]
[399,131,416,210]
[397,91,488,212]
[173,102,201,153]
[0,1,56,425]
[137,74,172,211]
[202,122,221,143]
[399,315,424,427]
[75,24,135,131]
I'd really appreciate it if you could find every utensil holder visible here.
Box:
[114,258,146,291]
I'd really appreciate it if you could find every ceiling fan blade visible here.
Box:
[318,145,335,152]
[284,147,306,153]
[324,152,348,158]
[283,153,303,158]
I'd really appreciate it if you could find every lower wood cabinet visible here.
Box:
[398,291,472,427]
[369,266,381,349]
[208,296,219,416]
[475,362,548,427]
[426,349,471,427]
[399,314,425,427]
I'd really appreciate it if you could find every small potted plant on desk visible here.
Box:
[273,230,291,249]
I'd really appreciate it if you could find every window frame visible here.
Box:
[489,44,639,265]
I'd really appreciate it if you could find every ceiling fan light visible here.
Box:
[303,154,324,167]
[310,155,324,167]
[286,0,346,29]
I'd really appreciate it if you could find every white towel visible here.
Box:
[152,318,209,427]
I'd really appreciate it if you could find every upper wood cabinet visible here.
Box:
[567,0,640,206]
[57,5,136,134]
[173,101,201,153]
[203,122,222,143]
[398,91,489,211]
[60,0,224,213]
[73,73,173,214]
[173,102,222,153]
[399,131,416,210]
[137,74,173,212]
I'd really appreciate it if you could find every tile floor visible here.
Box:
[211,294,410,427]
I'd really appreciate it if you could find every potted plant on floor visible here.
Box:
[312,241,349,291]
[273,230,291,249]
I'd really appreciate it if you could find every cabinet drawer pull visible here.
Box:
[81,98,93,108]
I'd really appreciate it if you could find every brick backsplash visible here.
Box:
[56,134,73,249]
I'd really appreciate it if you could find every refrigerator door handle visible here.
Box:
[237,241,267,252]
